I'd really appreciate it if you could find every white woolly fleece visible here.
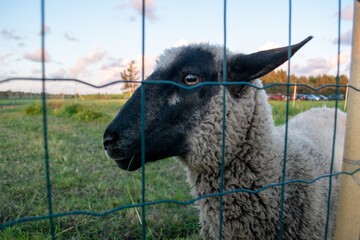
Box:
[178,79,345,240]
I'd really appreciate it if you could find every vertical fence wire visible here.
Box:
[278,0,292,239]
[324,0,342,238]
[219,0,227,239]
[219,0,228,239]
[141,0,147,238]
[40,0,55,238]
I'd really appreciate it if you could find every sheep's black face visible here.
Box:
[103,47,219,171]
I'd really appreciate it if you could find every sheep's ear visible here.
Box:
[226,36,312,97]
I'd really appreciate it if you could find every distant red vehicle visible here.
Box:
[267,93,285,101]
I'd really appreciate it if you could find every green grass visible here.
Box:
[270,100,346,126]
[0,98,345,239]
[1,99,199,240]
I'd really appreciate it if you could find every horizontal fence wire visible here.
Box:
[343,158,360,186]
[1,78,359,91]
[1,167,359,230]
[1,0,360,239]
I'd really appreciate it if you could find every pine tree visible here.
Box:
[120,61,140,95]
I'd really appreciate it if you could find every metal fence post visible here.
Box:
[334,1,360,239]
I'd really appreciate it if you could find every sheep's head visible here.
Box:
[103,37,312,171]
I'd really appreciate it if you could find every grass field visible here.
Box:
[0,98,345,239]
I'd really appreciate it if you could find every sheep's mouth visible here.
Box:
[113,153,142,171]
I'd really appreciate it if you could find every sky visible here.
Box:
[0,0,355,94]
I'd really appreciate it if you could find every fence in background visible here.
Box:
[1,0,360,239]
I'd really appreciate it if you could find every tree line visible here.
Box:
[119,61,349,97]
[1,63,349,99]
[260,69,348,96]
[0,90,70,100]
[119,62,349,97]
[0,91,128,100]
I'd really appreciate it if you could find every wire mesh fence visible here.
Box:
[1,0,360,239]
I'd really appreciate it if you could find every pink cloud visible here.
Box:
[100,57,125,70]
[338,5,353,21]
[24,49,51,62]
[332,29,352,45]
[39,25,51,35]
[99,55,156,84]
[31,69,41,75]
[136,54,157,77]
[132,0,157,19]
[292,51,351,76]
[99,57,126,83]
[69,50,107,77]
[50,68,67,78]
[116,0,158,20]
[0,53,12,62]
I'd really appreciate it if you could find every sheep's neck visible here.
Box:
[184,87,282,197]
[186,137,280,198]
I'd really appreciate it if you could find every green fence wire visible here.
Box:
[40,0,55,237]
[279,1,292,237]
[141,0,147,237]
[324,0,343,238]
[219,0,227,239]
[1,0,360,239]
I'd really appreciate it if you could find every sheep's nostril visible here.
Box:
[103,134,118,150]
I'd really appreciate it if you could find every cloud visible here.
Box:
[0,53,12,62]
[173,39,209,48]
[31,69,41,75]
[336,4,353,21]
[24,49,51,62]
[99,66,123,83]
[136,54,157,77]
[92,46,102,52]
[99,55,156,84]
[257,41,282,51]
[174,39,189,47]
[98,57,125,83]
[128,16,137,22]
[132,0,157,19]
[293,58,332,75]
[1,28,22,40]
[69,49,107,77]
[50,68,67,78]
[332,29,352,45]
[100,57,125,70]
[116,0,158,20]
[64,31,79,41]
[39,25,51,35]
[292,51,351,76]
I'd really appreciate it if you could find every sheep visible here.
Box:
[103,36,346,239]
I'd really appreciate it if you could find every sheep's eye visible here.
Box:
[184,74,200,85]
